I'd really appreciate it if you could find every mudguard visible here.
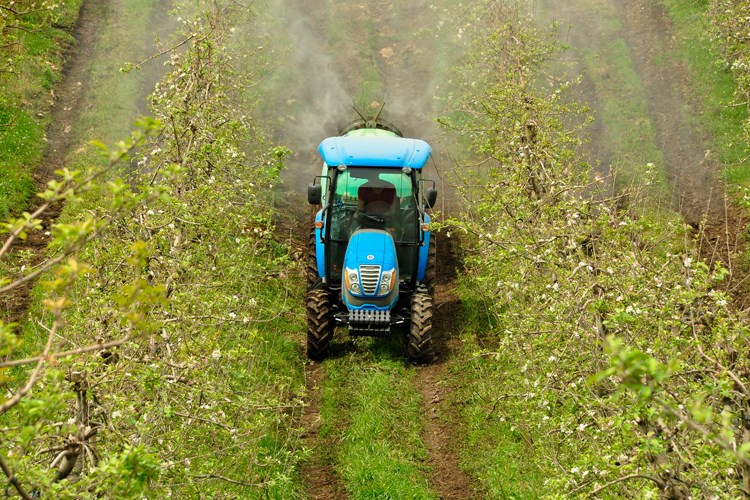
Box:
[314,209,325,280]
[416,213,431,282]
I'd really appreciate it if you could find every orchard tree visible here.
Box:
[0,1,68,75]
[439,0,750,496]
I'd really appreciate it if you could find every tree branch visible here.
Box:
[128,33,198,71]
[0,452,32,500]
[654,396,750,467]
[583,473,664,496]
[0,334,137,369]
[0,200,51,260]
[193,473,263,488]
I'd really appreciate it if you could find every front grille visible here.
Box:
[359,265,381,295]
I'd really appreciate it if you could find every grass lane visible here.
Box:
[658,0,749,184]
[319,337,436,499]
[0,1,84,219]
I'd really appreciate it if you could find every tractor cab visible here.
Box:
[306,122,438,362]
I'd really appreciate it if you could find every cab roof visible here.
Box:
[318,135,432,169]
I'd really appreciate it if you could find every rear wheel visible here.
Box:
[307,288,333,361]
[407,291,433,363]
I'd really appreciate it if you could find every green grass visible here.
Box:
[7,0,160,394]
[0,108,43,218]
[447,280,545,498]
[0,1,83,219]
[66,0,156,168]
[320,337,436,499]
[583,38,669,192]
[6,0,160,440]
[14,0,162,345]
[659,0,750,184]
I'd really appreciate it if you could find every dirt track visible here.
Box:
[417,233,475,499]
[1,0,177,324]
[539,0,725,222]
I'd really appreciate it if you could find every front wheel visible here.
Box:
[307,289,333,361]
[406,291,434,363]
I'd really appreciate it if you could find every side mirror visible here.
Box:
[425,188,438,209]
[308,183,322,205]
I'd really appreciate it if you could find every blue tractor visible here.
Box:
[306,116,438,362]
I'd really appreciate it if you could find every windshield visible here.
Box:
[327,167,419,282]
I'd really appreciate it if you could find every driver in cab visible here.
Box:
[358,178,397,230]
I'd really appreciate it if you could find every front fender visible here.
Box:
[315,209,325,279]
[417,213,431,282]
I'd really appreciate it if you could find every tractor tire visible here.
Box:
[423,236,436,298]
[407,291,434,363]
[307,288,333,361]
[307,228,319,290]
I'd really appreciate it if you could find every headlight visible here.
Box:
[379,269,396,295]
[345,268,359,285]
[345,268,361,294]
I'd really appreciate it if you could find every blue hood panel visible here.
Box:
[318,136,431,169]
[344,229,398,271]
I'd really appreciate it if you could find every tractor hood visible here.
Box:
[342,229,399,310]
[344,229,397,271]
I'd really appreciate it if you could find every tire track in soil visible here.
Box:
[416,233,476,499]
[298,363,346,500]
[285,211,346,499]
[540,0,724,224]
[618,0,724,223]
[1,0,109,324]
[616,0,749,303]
